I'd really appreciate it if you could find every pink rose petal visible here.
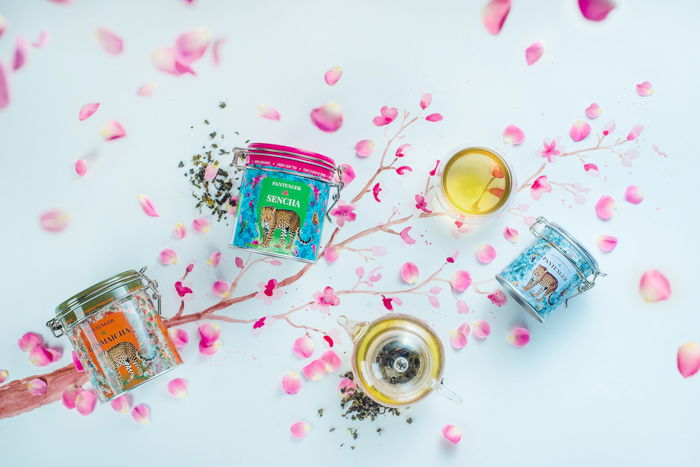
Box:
[625,185,644,204]
[12,36,28,71]
[207,251,221,267]
[212,37,225,66]
[203,164,218,181]
[639,270,671,303]
[137,83,158,97]
[27,378,47,396]
[324,66,342,86]
[175,28,210,63]
[508,327,530,347]
[78,102,100,121]
[76,389,97,415]
[199,339,221,355]
[475,244,496,264]
[636,81,654,97]
[167,378,188,399]
[400,226,416,245]
[677,343,700,378]
[425,113,443,122]
[372,106,398,126]
[311,102,343,132]
[211,280,229,298]
[320,350,341,372]
[192,217,210,233]
[400,262,420,284]
[302,359,326,381]
[282,372,302,394]
[159,248,177,265]
[456,300,470,314]
[340,164,355,185]
[168,328,189,349]
[450,271,472,293]
[110,395,130,414]
[95,28,123,55]
[257,105,281,121]
[585,103,602,119]
[503,124,525,145]
[39,209,69,232]
[449,329,468,350]
[595,195,615,220]
[488,290,507,307]
[323,245,340,263]
[74,159,88,177]
[62,386,80,409]
[290,421,311,439]
[137,194,159,217]
[198,323,221,347]
[570,120,591,142]
[578,0,616,21]
[0,14,5,40]
[338,377,356,396]
[420,93,432,109]
[584,163,599,177]
[29,344,54,366]
[525,41,544,65]
[597,235,618,253]
[72,351,84,372]
[151,47,196,76]
[472,320,491,339]
[173,223,187,239]
[131,404,150,424]
[503,226,519,243]
[0,63,9,109]
[442,424,462,444]
[18,332,42,352]
[626,124,644,141]
[31,30,49,48]
[482,0,511,34]
[100,120,126,141]
[0,369,8,384]
[354,139,375,158]
[293,336,315,359]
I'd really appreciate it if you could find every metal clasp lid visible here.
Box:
[529,216,606,306]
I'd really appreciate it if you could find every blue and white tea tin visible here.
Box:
[496,217,605,322]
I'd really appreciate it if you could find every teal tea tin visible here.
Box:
[230,143,343,263]
[496,217,605,322]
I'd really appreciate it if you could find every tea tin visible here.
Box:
[496,217,605,322]
[47,267,182,402]
[230,143,343,263]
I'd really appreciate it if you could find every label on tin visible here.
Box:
[522,249,577,308]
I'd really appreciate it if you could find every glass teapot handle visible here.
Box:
[434,381,463,404]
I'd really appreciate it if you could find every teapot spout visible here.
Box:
[337,315,369,343]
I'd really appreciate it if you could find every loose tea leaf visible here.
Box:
[339,372,401,422]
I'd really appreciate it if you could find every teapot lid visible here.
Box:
[351,314,444,407]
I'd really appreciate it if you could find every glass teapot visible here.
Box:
[338,314,462,408]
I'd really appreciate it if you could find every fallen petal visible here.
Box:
[400,262,420,284]
[585,103,602,119]
[282,372,302,394]
[488,290,507,307]
[151,47,196,76]
[625,185,644,204]
[212,37,226,66]
[449,330,467,350]
[0,14,5,40]
[310,102,343,132]
[192,217,210,233]
[175,27,210,63]
[482,0,511,34]
[95,28,123,55]
[354,139,375,158]
[323,245,340,263]
[62,386,80,409]
[18,332,42,352]
[525,41,544,65]
[340,163,355,185]
[72,351,84,372]
[27,378,47,396]
[324,66,342,86]
[39,209,69,232]
[75,159,88,177]
[597,235,618,253]
[168,328,189,349]
[456,300,469,314]
[636,81,654,97]
[207,251,221,267]
[639,270,671,303]
[425,113,443,122]
[29,344,54,366]
[475,244,496,264]
[293,336,315,359]
[211,280,229,298]
[472,320,492,339]
[167,378,188,399]
[508,327,530,346]
[110,395,130,414]
[0,369,8,384]
[677,343,700,378]
[257,105,281,121]
[450,271,472,293]
[595,195,615,220]
[76,389,98,415]
[0,63,9,109]
[578,0,616,21]
[131,404,151,424]
[503,226,519,243]
[442,424,462,444]
[503,124,525,145]
[320,350,341,372]
[137,194,159,217]
[100,120,126,141]
[626,124,644,141]
[290,421,311,439]
[198,323,221,346]
[159,248,178,265]
[78,102,100,121]
[12,36,28,71]
[570,120,591,142]
[137,83,158,97]
[198,339,221,355]
[302,359,326,381]
[584,163,599,177]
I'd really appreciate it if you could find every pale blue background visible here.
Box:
[0,1,698,466]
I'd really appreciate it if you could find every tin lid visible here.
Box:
[247,142,336,170]
[549,222,599,273]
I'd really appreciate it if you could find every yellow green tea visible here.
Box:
[441,147,512,216]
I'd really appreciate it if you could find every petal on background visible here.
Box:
[639,270,671,303]
[636,81,654,96]
[168,328,189,349]
[450,271,472,293]
[302,359,326,381]
[525,41,544,65]
[310,102,343,132]
[400,226,416,245]
[626,124,644,141]
[354,139,375,158]
[174,223,187,239]
[39,209,69,232]
[95,28,123,55]
[482,0,511,34]
[29,344,54,366]
[503,226,519,243]
[192,217,211,233]
[0,63,9,109]
[100,120,126,141]
[320,350,341,372]
[595,195,615,220]
[212,37,226,66]
[503,124,525,145]
[442,424,462,444]
[0,369,8,384]
[75,159,88,177]
[677,343,700,378]
[26,378,47,396]
[131,404,151,424]
[508,327,531,347]
[475,244,496,264]
[167,378,188,399]
[323,245,340,264]
[425,113,443,122]
[570,120,591,142]
[282,372,302,394]
[151,47,196,76]
[137,194,159,217]
[596,235,618,253]
[78,102,100,121]
[488,290,507,307]
[324,66,342,86]
[198,339,221,355]
[110,395,131,414]
[72,351,84,372]
[420,93,432,109]
[584,163,599,177]
[159,248,178,265]
[472,320,492,339]
[18,332,42,352]
[578,0,616,21]
[198,323,221,346]
[137,83,158,97]
[12,36,28,71]
[76,389,98,415]
[211,280,229,298]
[449,330,467,350]
[32,30,50,47]
[456,300,469,314]
[207,251,221,267]
[625,185,644,204]
[175,28,210,63]
[290,421,311,439]
[0,14,6,40]
[62,386,80,409]
[400,262,420,284]
[585,103,602,119]
[340,163,355,185]
[293,336,315,359]
[257,105,281,121]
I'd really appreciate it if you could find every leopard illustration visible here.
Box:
[523,265,559,305]
[259,206,312,249]
[104,341,154,380]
